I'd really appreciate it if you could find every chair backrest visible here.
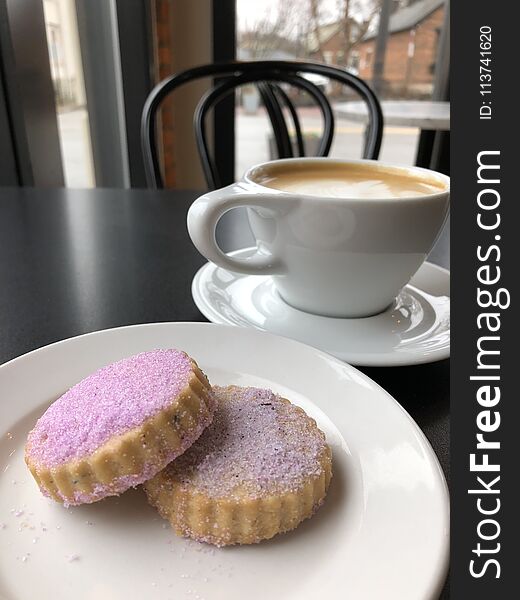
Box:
[141,60,384,190]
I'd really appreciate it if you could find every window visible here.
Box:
[0,0,449,187]
[348,50,359,71]
[235,0,449,173]
[42,0,94,187]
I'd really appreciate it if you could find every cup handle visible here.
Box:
[187,183,291,275]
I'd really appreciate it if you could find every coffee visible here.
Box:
[254,162,446,199]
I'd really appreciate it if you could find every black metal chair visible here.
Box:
[141,61,384,190]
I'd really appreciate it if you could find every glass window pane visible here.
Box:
[236,0,449,174]
[42,0,95,187]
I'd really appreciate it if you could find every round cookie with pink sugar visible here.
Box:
[144,385,332,546]
[25,349,216,507]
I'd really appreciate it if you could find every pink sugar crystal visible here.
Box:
[167,386,327,498]
[27,350,194,468]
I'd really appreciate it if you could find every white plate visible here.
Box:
[0,323,449,600]
[192,249,450,367]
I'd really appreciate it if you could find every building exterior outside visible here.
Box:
[307,22,361,74]
[306,0,444,98]
[42,0,85,107]
[357,0,445,97]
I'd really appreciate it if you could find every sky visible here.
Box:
[236,0,280,27]
[236,0,341,31]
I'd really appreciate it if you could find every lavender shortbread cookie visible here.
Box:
[144,385,332,546]
[25,350,216,506]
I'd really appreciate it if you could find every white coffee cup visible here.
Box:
[187,158,450,318]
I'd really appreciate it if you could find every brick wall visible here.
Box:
[358,5,444,97]
[409,6,444,84]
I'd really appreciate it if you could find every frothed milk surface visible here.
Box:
[255,163,446,199]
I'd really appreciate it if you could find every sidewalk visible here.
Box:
[236,105,419,177]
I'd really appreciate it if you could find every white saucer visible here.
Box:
[0,323,448,599]
[192,248,450,367]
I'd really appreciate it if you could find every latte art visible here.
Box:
[255,163,446,199]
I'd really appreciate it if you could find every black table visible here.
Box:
[0,187,450,596]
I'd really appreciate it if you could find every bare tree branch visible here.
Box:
[306,0,379,65]
[238,0,379,65]
[309,0,325,62]
[238,1,301,59]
